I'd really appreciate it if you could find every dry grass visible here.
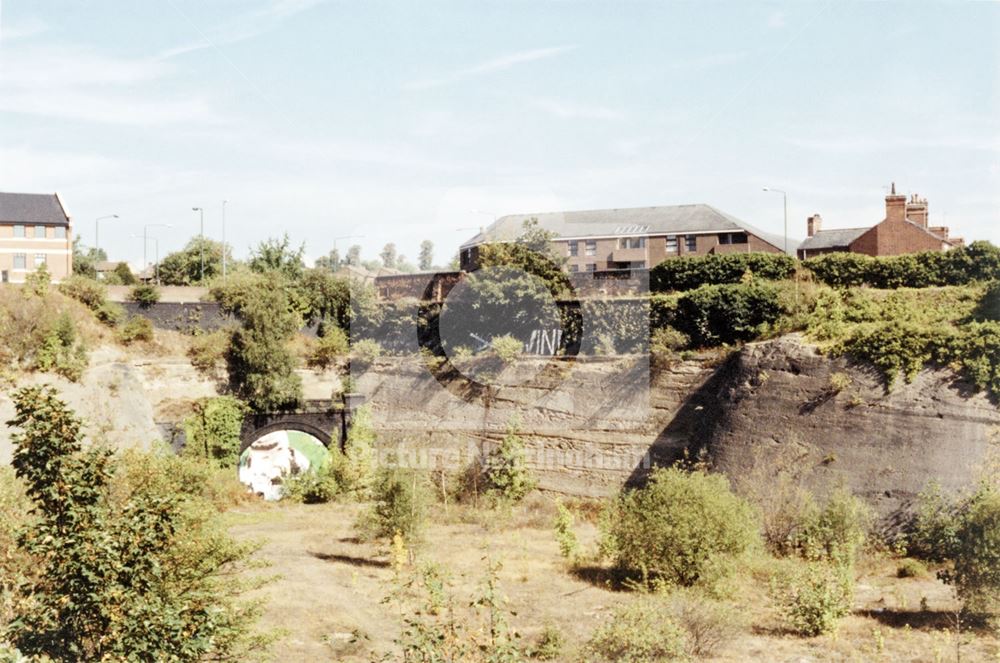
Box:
[229,499,1000,663]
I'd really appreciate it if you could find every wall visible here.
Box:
[850,218,949,257]
[123,301,234,333]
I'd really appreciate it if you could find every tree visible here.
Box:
[346,244,362,267]
[380,243,397,269]
[4,386,266,661]
[477,218,568,294]
[156,237,229,285]
[419,240,434,271]
[315,248,341,271]
[112,262,137,285]
[295,268,351,329]
[248,233,305,280]
[71,238,106,279]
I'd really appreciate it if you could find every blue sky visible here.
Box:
[0,0,997,268]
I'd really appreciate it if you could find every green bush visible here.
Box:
[587,597,689,663]
[351,338,383,366]
[116,315,153,345]
[941,321,1000,399]
[34,313,88,381]
[600,467,759,590]
[356,467,430,544]
[491,334,523,363]
[651,252,796,292]
[483,420,536,503]
[330,405,377,497]
[530,624,564,661]
[938,483,1000,615]
[773,562,854,637]
[674,282,783,347]
[58,275,107,310]
[908,482,961,563]
[553,500,581,564]
[307,325,349,369]
[282,464,340,504]
[792,487,872,564]
[187,329,230,375]
[95,301,125,327]
[835,322,954,389]
[978,280,1000,321]
[182,396,249,468]
[128,283,161,308]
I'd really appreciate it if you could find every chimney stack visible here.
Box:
[807,213,823,237]
[885,181,907,223]
[906,193,929,228]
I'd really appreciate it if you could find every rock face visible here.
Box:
[360,336,1000,517]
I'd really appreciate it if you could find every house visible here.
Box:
[797,184,963,259]
[459,203,790,273]
[0,191,73,283]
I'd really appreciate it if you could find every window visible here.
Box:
[35,225,46,239]
[666,236,678,253]
[718,232,749,245]
[568,264,579,273]
[585,263,597,272]
[685,236,697,252]
[34,254,46,267]
[54,226,66,239]
[13,225,24,238]
[618,237,645,249]
[13,253,26,269]
[585,240,597,256]
[630,261,646,269]
[568,241,578,257]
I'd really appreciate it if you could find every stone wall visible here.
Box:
[123,301,234,333]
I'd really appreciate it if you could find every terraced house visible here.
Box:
[0,191,73,283]
[459,203,789,273]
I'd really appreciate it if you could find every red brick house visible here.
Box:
[797,184,963,259]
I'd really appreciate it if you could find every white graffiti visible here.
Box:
[525,329,562,355]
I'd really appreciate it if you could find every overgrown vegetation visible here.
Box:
[674,281,784,347]
[650,252,796,292]
[128,283,161,308]
[182,396,249,468]
[482,420,537,505]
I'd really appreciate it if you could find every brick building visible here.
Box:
[0,191,73,283]
[459,203,789,273]
[797,184,963,259]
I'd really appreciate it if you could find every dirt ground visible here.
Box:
[229,499,1000,663]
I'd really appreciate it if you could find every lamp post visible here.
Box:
[332,234,364,267]
[142,223,172,275]
[221,200,228,280]
[132,232,163,283]
[192,207,204,282]
[95,214,118,254]
[762,187,788,255]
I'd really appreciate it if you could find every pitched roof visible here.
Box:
[460,203,795,254]
[0,191,70,225]
[798,226,871,251]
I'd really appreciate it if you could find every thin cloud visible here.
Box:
[404,45,576,90]
[0,16,48,41]
[532,98,625,121]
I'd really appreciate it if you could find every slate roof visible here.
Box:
[0,192,70,225]
[460,203,795,254]
[798,227,871,251]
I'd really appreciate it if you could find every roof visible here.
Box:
[798,227,871,251]
[460,203,796,254]
[0,191,70,225]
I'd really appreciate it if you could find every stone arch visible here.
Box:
[239,417,336,454]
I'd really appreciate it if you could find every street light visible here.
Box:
[142,223,172,272]
[762,187,788,255]
[95,214,118,254]
[192,207,205,282]
[132,233,164,284]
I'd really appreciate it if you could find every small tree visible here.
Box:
[128,283,160,308]
[356,466,430,545]
[483,419,536,503]
[419,240,434,271]
[113,262,137,285]
[183,396,249,468]
[248,233,305,280]
[24,264,50,297]
[939,483,1000,615]
[380,243,398,269]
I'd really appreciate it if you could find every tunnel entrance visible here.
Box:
[238,429,331,501]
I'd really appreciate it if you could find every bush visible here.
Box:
[651,252,796,292]
[128,283,161,308]
[182,396,249,468]
[938,483,1000,615]
[351,338,383,366]
[95,301,125,327]
[330,405,377,496]
[792,487,872,564]
[773,562,854,637]
[188,329,230,375]
[835,322,954,389]
[978,280,1000,321]
[34,312,88,381]
[23,264,51,297]
[530,624,564,661]
[483,420,536,503]
[674,282,783,347]
[116,315,153,345]
[58,275,107,310]
[668,590,745,658]
[553,500,581,564]
[491,334,523,363]
[356,467,430,544]
[587,597,689,663]
[307,325,349,369]
[282,464,340,504]
[896,559,929,579]
[600,467,759,590]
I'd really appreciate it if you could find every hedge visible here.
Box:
[674,282,783,347]
[650,252,796,292]
[805,241,1000,289]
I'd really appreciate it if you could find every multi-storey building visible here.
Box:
[459,203,788,272]
[797,184,963,259]
[0,191,73,283]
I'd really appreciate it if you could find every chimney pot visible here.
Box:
[807,213,823,237]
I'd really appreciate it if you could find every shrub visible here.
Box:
[116,315,153,345]
[34,312,88,381]
[674,282,783,347]
[587,597,689,663]
[668,590,745,658]
[58,275,108,310]
[773,562,854,637]
[307,325,349,369]
[553,500,581,564]
[188,329,230,375]
[282,464,340,504]
[896,559,929,579]
[792,487,872,565]
[530,624,564,661]
[113,262,137,285]
[650,252,796,292]
[4,387,268,661]
[183,396,249,468]
[23,264,51,297]
[491,334,523,363]
[128,283,161,308]
[941,321,1000,399]
[835,322,954,389]
[351,338,383,366]
[356,467,430,544]
[650,326,690,356]
[978,280,1000,321]
[600,467,759,590]
[938,483,1000,615]
[483,420,536,503]
[330,405,377,497]
[95,301,125,327]
[909,482,962,563]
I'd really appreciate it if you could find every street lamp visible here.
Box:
[762,187,788,255]
[192,207,205,282]
[132,233,164,284]
[142,223,172,272]
[95,214,118,254]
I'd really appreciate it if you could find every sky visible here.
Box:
[0,0,997,268]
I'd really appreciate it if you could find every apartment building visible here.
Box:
[797,184,963,259]
[0,191,73,283]
[459,203,788,272]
